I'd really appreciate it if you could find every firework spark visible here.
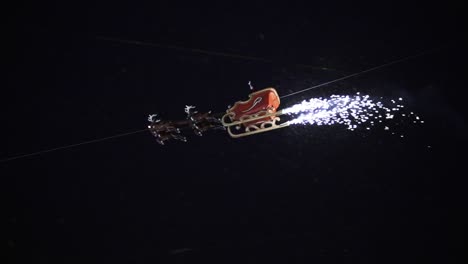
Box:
[282,93,422,132]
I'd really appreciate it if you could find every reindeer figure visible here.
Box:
[147,113,186,144]
[184,105,224,136]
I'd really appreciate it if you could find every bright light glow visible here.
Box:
[282,93,422,132]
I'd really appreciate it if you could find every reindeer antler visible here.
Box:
[184,105,197,115]
[148,114,161,123]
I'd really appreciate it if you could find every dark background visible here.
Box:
[4,2,466,263]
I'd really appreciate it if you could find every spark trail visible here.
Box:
[282,93,423,133]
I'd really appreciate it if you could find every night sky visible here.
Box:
[4,2,467,263]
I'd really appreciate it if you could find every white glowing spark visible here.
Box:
[280,94,422,134]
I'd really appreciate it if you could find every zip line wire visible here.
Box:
[279,46,444,99]
[96,36,338,72]
[97,36,274,63]
[0,39,447,163]
[0,129,148,163]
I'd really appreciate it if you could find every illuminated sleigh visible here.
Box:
[221,87,290,138]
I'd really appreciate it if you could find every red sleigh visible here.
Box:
[221,87,289,138]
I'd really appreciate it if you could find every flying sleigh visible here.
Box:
[147,88,291,145]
